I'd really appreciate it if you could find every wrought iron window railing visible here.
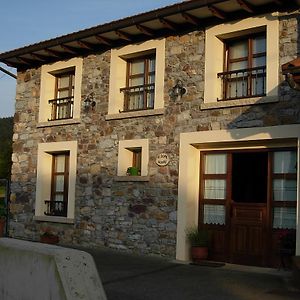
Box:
[120,83,155,112]
[217,66,266,101]
[44,200,67,217]
[48,96,74,121]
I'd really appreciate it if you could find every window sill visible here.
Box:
[114,176,150,182]
[106,108,164,120]
[201,96,278,110]
[37,118,81,128]
[34,215,74,224]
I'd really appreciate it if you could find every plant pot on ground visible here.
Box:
[186,226,209,263]
[40,231,59,244]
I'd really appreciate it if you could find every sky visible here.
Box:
[0,0,179,118]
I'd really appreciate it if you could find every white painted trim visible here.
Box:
[117,139,149,177]
[204,13,279,103]
[177,124,300,262]
[35,141,78,220]
[108,39,165,115]
[39,58,83,123]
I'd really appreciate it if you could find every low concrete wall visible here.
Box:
[0,238,107,300]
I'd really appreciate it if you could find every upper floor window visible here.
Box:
[203,15,279,108]
[218,34,266,100]
[121,55,155,112]
[38,58,82,126]
[107,39,165,119]
[49,70,75,121]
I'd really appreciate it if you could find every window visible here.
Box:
[107,39,165,119]
[121,56,155,112]
[44,153,69,217]
[272,151,297,229]
[203,15,279,108]
[39,58,82,125]
[48,70,75,121]
[118,139,149,177]
[126,147,142,175]
[218,34,266,100]
[35,141,77,222]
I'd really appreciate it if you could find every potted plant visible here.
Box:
[186,226,209,262]
[127,167,139,176]
[40,229,59,244]
[0,198,6,237]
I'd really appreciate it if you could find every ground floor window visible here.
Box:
[35,141,77,222]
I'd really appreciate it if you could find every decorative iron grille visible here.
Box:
[48,96,74,121]
[217,66,266,101]
[120,83,155,112]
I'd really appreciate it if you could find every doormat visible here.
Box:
[190,261,225,268]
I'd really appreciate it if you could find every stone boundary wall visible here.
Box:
[0,238,106,300]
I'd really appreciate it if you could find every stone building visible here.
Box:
[1,0,300,267]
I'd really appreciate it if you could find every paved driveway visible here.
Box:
[81,247,300,300]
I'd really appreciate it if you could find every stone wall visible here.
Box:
[9,12,300,258]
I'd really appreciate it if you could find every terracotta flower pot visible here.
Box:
[40,234,59,244]
[191,246,208,262]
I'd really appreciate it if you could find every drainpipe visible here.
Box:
[0,66,16,79]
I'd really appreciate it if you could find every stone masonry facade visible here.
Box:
[9,11,300,258]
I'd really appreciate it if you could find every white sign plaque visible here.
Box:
[156,153,170,166]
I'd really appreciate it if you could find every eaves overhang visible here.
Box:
[1,0,299,70]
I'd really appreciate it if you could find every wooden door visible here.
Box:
[229,152,268,266]
[230,203,267,266]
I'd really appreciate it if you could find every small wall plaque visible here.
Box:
[156,153,170,166]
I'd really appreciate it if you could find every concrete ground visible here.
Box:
[79,246,300,300]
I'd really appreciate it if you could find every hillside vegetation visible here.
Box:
[0,117,13,179]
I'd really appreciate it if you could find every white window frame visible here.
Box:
[38,58,83,126]
[107,39,165,120]
[117,139,149,177]
[34,141,77,223]
[203,13,279,109]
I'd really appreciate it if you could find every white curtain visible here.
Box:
[204,179,226,199]
[273,151,297,174]
[204,154,227,174]
[273,207,296,229]
[273,179,296,201]
[204,204,226,225]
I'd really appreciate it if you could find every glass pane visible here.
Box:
[55,175,64,192]
[273,179,297,201]
[148,74,155,84]
[203,204,225,225]
[229,61,248,71]
[55,155,65,172]
[204,179,226,199]
[54,194,64,202]
[130,77,144,87]
[58,75,70,89]
[273,151,297,174]
[229,40,248,59]
[58,90,69,99]
[228,79,247,98]
[273,207,296,229]
[131,60,144,75]
[253,36,266,54]
[149,58,156,72]
[252,76,265,95]
[204,154,227,174]
[253,57,266,68]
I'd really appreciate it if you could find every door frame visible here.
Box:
[198,148,296,266]
[176,124,300,263]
